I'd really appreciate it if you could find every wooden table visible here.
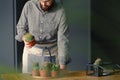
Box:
[1,71,120,80]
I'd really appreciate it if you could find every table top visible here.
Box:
[1,71,120,80]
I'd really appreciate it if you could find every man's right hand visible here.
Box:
[22,36,36,48]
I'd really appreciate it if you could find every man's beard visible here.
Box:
[41,6,49,11]
[40,2,54,11]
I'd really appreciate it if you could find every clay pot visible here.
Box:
[51,71,59,77]
[39,70,48,78]
[32,70,39,76]
[28,39,36,46]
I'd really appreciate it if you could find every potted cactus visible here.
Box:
[24,33,35,46]
[32,62,40,76]
[39,62,52,77]
[51,64,60,77]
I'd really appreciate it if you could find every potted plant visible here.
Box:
[24,33,35,46]
[39,62,52,78]
[32,62,40,76]
[51,64,60,77]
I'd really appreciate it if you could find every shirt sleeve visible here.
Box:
[15,2,28,42]
[57,9,71,65]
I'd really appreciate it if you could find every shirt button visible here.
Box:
[40,29,42,32]
[39,36,42,39]
[41,21,43,23]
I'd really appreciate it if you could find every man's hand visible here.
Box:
[22,36,36,48]
[60,64,66,70]
[60,64,67,76]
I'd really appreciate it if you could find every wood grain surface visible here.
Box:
[1,71,120,80]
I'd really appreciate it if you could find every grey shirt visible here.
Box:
[15,0,70,65]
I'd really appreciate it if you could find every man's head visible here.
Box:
[39,0,54,11]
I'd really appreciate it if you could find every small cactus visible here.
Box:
[51,64,60,71]
[39,62,53,77]
[24,33,34,42]
[32,62,40,76]
[40,62,53,71]
[32,62,39,70]
[51,64,60,77]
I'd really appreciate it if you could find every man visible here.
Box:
[15,0,70,73]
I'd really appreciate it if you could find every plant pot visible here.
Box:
[51,71,59,77]
[28,39,36,46]
[39,70,48,78]
[32,70,39,76]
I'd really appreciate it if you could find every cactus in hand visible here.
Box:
[24,33,36,47]
[24,33,34,42]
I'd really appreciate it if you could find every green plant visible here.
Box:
[32,62,40,76]
[40,62,53,71]
[51,64,60,71]
[51,64,60,77]
[32,62,39,70]
[24,33,34,42]
[39,62,53,77]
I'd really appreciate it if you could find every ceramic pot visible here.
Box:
[28,39,36,46]
[32,70,39,76]
[51,71,58,77]
[39,70,48,78]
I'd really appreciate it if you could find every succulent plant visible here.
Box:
[32,62,39,70]
[39,62,60,77]
[51,64,60,71]
[51,64,60,77]
[40,62,53,71]
[32,62,40,76]
[39,62,53,77]
[24,33,34,42]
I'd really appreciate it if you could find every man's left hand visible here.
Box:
[60,64,66,70]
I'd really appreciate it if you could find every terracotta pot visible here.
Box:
[51,71,59,77]
[32,70,39,76]
[39,70,48,78]
[28,39,36,46]
[27,40,36,46]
